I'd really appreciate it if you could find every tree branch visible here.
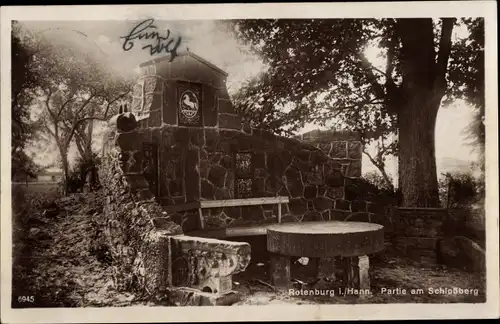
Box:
[103,91,130,117]
[63,116,109,149]
[357,53,387,102]
[362,148,394,190]
[435,18,456,94]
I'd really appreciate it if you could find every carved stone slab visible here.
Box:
[170,235,251,294]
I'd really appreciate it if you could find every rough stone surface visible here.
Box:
[170,235,251,294]
[267,221,384,258]
[437,236,486,272]
[99,123,183,297]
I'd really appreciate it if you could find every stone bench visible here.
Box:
[165,196,290,238]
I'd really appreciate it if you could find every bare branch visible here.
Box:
[103,91,130,117]
[362,148,394,190]
[63,116,109,149]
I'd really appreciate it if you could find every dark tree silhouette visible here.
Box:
[228,18,484,207]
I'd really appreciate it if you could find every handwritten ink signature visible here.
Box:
[120,18,182,61]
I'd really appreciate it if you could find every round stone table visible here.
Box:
[266,221,384,290]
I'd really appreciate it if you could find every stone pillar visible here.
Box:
[342,255,370,289]
[269,253,291,290]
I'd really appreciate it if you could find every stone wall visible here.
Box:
[296,129,363,178]
[391,207,485,272]
[100,112,252,304]
[116,51,393,236]
[115,123,391,234]
[99,113,183,297]
[392,207,447,261]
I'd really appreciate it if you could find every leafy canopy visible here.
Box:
[227,18,484,148]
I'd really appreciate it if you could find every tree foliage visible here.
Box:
[227,18,484,206]
[11,21,44,179]
[16,25,132,194]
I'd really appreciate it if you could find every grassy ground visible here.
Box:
[11,187,486,308]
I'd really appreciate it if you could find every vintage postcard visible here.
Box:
[1,2,498,322]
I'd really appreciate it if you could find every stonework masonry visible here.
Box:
[99,51,396,304]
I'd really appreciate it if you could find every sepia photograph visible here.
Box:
[1,2,498,322]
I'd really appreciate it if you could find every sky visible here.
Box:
[20,20,480,181]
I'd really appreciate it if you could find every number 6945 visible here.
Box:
[17,296,34,303]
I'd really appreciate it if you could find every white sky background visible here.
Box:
[20,20,479,180]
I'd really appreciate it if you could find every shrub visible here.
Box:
[346,174,399,207]
[441,171,484,208]
[363,171,395,191]
[67,153,102,193]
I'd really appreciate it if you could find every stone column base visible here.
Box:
[270,252,291,290]
[341,255,370,290]
[167,287,241,306]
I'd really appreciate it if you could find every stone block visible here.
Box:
[302,211,322,222]
[346,160,362,178]
[330,209,351,221]
[310,150,329,164]
[203,86,218,127]
[351,200,367,212]
[313,196,335,211]
[304,185,318,199]
[188,128,205,147]
[185,149,200,201]
[325,187,345,199]
[269,253,291,290]
[174,127,189,146]
[218,98,234,114]
[171,235,251,292]
[115,132,142,151]
[168,180,184,197]
[199,159,210,179]
[201,179,215,199]
[288,198,307,216]
[285,168,304,198]
[148,109,162,127]
[204,128,220,150]
[219,113,242,130]
[214,187,231,200]
[347,141,362,159]
[163,82,178,125]
[217,87,231,100]
[325,170,344,187]
[235,134,254,151]
[330,141,347,159]
[208,164,227,187]
[321,210,331,221]
[220,154,233,169]
[335,199,351,211]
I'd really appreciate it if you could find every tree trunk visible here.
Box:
[395,18,452,207]
[58,144,70,197]
[398,95,440,207]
